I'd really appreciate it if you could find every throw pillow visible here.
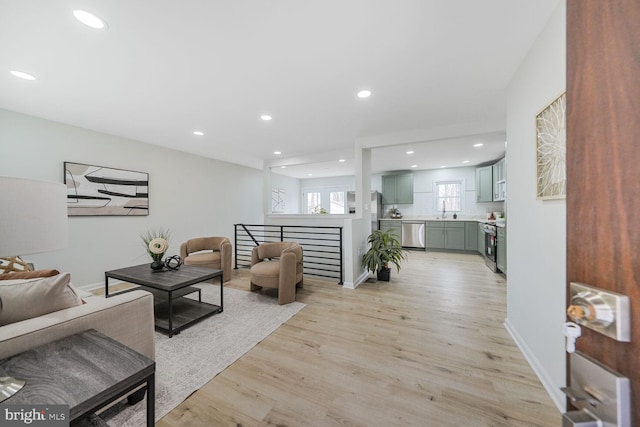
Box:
[0,273,83,326]
[0,256,33,274]
[0,269,60,281]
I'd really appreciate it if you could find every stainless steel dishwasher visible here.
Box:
[401,221,425,249]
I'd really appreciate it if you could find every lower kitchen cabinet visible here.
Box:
[464,222,478,251]
[426,224,445,248]
[446,224,465,250]
[477,222,486,255]
[379,220,402,240]
[426,221,465,250]
[497,226,506,274]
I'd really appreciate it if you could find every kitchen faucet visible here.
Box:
[442,200,446,218]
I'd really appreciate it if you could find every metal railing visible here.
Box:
[234,224,343,284]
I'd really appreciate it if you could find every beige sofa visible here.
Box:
[0,289,155,361]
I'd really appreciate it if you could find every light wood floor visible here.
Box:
[157,251,560,427]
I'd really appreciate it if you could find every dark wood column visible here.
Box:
[566,0,640,424]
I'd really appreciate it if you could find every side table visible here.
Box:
[0,329,155,426]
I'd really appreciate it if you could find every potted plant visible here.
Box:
[141,227,171,271]
[361,229,408,281]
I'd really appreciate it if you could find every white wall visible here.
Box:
[0,109,264,288]
[504,1,566,411]
[269,174,355,214]
[264,214,364,288]
[270,173,300,214]
[301,175,355,191]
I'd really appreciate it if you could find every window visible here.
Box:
[330,191,345,214]
[436,180,462,212]
[302,186,349,214]
[305,192,322,214]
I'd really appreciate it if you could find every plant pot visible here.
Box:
[377,267,391,281]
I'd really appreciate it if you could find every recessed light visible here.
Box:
[308,173,313,176]
[193,131,204,136]
[357,90,371,98]
[73,10,107,29]
[411,164,418,168]
[473,143,483,148]
[406,151,414,155]
[261,115,272,121]
[274,151,281,155]
[280,166,286,169]
[10,70,36,81]
[339,159,346,163]
[440,165,447,168]
[462,160,470,164]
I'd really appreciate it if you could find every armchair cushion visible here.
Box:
[250,260,281,288]
[182,251,221,267]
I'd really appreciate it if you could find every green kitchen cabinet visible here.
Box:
[382,173,413,205]
[464,222,478,251]
[426,221,465,250]
[497,226,507,274]
[426,222,445,249]
[475,165,493,202]
[379,219,402,240]
[493,158,506,201]
[445,223,465,250]
[477,222,486,255]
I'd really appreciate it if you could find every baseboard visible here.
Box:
[77,280,123,293]
[504,318,566,413]
[343,271,369,289]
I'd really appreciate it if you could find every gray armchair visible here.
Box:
[250,242,303,304]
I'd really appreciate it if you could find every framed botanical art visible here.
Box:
[536,92,566,200]
[64,162,149,216]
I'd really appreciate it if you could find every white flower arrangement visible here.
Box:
[141,228,171,262]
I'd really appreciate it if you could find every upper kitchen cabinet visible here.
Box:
[382,173,413,204]
[493,158,506,201]
[475,165,493,202]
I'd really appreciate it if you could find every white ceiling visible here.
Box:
[0,1,560,178]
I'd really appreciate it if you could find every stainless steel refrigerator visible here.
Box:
[347,191,382,231]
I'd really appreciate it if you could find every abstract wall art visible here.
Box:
[64,162,149,216]
[271,187,286,213]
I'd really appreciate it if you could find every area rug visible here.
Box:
[102,284,305,426]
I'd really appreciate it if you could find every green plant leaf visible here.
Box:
[362,229,408,274]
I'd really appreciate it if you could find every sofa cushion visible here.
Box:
[0,256,32,274]
[0,269,60,281]
[0,273,83,326]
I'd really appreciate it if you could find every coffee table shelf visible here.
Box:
[105,264,223,337]
[153,298,222,332]
[139,285,201,302]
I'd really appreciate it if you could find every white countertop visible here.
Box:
[379,217,506,227]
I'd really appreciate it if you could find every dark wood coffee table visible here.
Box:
[105,264,223,337]
[0,329,155,426]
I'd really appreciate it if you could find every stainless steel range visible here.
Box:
[482,223,498,272]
